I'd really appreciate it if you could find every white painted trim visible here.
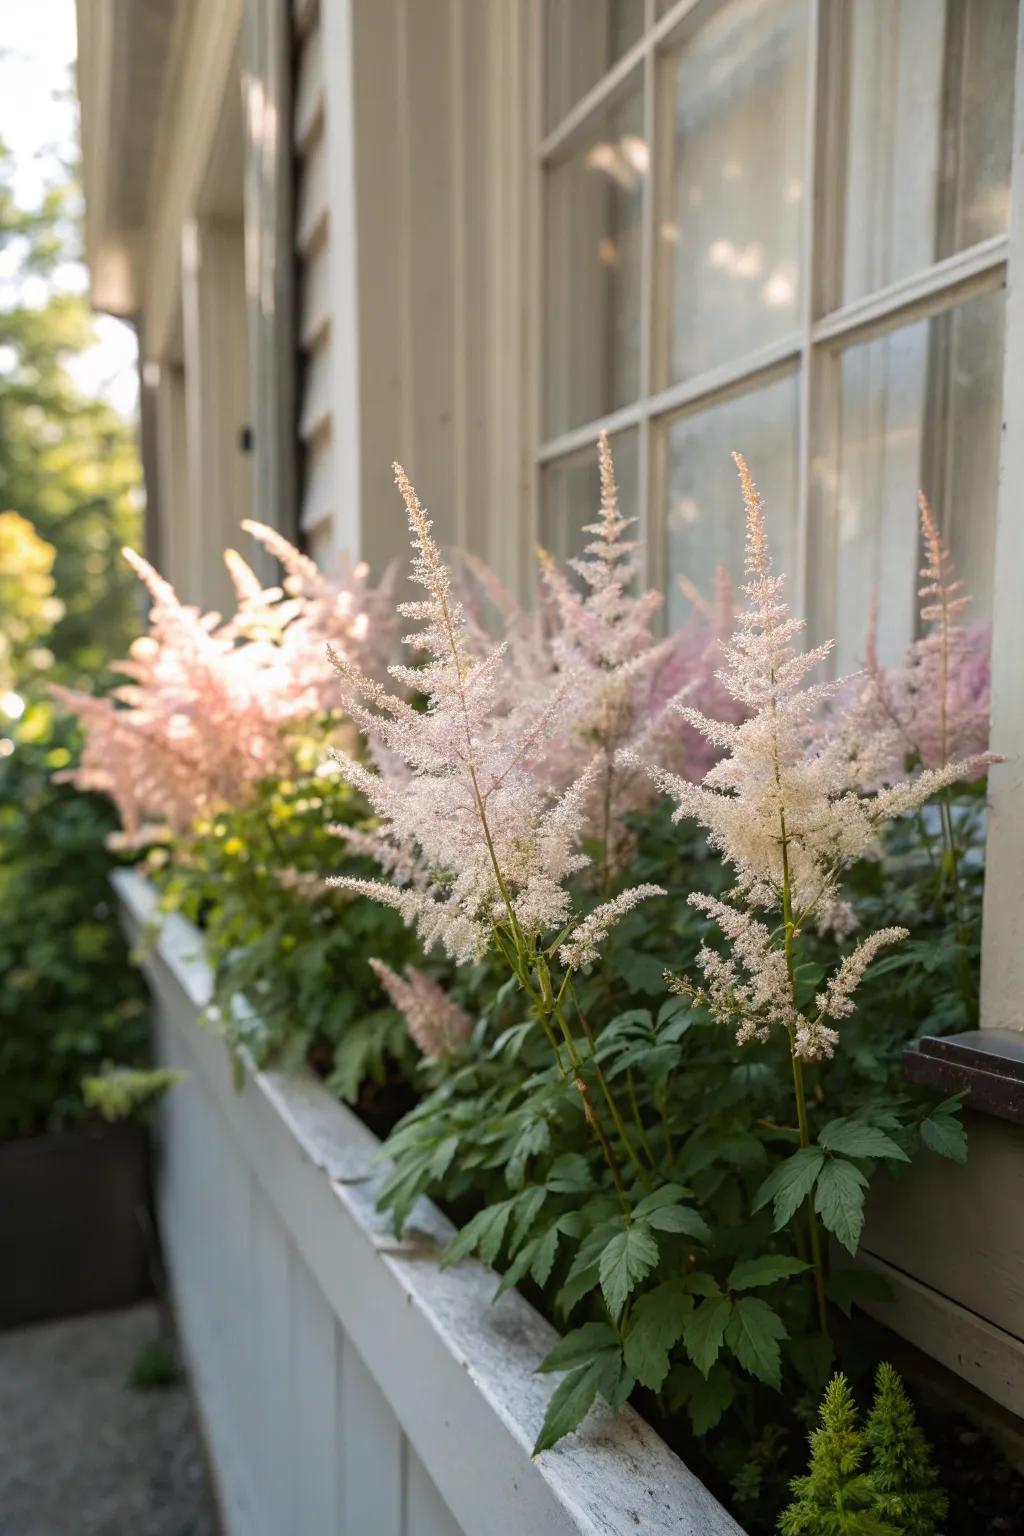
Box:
[115,869,744,1536]
[319,0,364,561]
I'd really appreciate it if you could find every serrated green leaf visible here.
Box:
[493,1239,537,1299]
[538,1321,619,1373]
[633,1183,691,1218]
[724,1296,786,1387]
[442,1199,511,1268]
[598,1221,659,1318]
[530,1221,562,1287]
[558,1256,601,1314]
[687,1364,735,1435]
[685,1272,721,1298]
[727,1254,808,1291]
[623,1281,691,1391]
[532,1352,621,1455]
[646,1204,711,1241]
[752,1146,825,1230]
[920,1111,968,1165]
[818,1117,909,1162]
[814,1157,868,1255]
[683,1294,732,1377]
[547,1152,592,1193]
[509,1185,547,1254]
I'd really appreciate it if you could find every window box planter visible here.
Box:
[856,1035,1024,1423]
[114,870,744,1536]
[0,1116,152,1330]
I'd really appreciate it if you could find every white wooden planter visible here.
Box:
[115,871,744,1536]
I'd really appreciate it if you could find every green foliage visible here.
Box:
[372,798,977,1509]
[0,701,148,1139]
[82,1064,186,1122]
[153,768,425,1106]
[0,140,147,1141]
[0,142,141,692]
[778,1374,896,1536]
[864,1364,948,1536]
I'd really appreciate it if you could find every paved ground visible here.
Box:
[0,1302,219,1536]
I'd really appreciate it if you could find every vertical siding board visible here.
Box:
[404,0,457,551]
[251,1195,292,1535]
[289,1251,340,1535]
[339,1337,405,1536]
[404,1445,463,1536]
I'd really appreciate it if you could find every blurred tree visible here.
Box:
[0,137,141,691]
[0,510,62,693]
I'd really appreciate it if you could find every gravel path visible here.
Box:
[0,1303,219,1536]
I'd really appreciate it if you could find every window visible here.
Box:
[539,0,1017,674]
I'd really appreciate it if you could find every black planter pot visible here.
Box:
[0,1119,153,1329]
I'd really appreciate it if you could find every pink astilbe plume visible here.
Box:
[852,496,992,783]
[237,520,397,705]
[369,958,473,1057]
[52,533,392,849]
[325,464,662,966]
[463,433,738,879]
[632,454,983,1062]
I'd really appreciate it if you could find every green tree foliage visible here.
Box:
[0,139,141,690]
[864,1363,948,1536]
[779,1374,896,1536]
[0,510,62,690]
[0,134,146,1138]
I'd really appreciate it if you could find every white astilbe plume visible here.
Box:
[325,464,662,965]
[633,454,984,1061]
[559,884,665,971]
[369,958,473,1056]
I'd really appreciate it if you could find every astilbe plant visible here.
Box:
[627,455,985,1336]
[850,496,996,1017]
[52,532,392,849]
[326,462,664,1204]
[462,433,740,885]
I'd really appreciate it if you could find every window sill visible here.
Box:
[902,1030,1024,1127]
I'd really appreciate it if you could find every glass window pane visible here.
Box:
[544,84,645,438]
[824,287,1005,676]
[840,0,1016,306]
[664,372,799,628]
[544,0,645,130]
[541,431,640,572]
[663,0,809,386]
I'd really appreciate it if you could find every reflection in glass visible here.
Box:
[665,373,799,628]
[827,288,1005,675]
[544,0,645,130]
[541,431,640,575]
[840,0,1016,305]
[544,85,645,437]
[664,0,808,384]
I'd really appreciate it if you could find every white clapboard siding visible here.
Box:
[115,870,745,1536]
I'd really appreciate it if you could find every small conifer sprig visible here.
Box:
[864,1363,948,1536]
[779,1373,896,1536]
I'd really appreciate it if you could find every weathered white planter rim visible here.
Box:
[115,868,744,1536]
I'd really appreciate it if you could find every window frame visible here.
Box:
[536,0,1012,627]
[535,0,1024,1032]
